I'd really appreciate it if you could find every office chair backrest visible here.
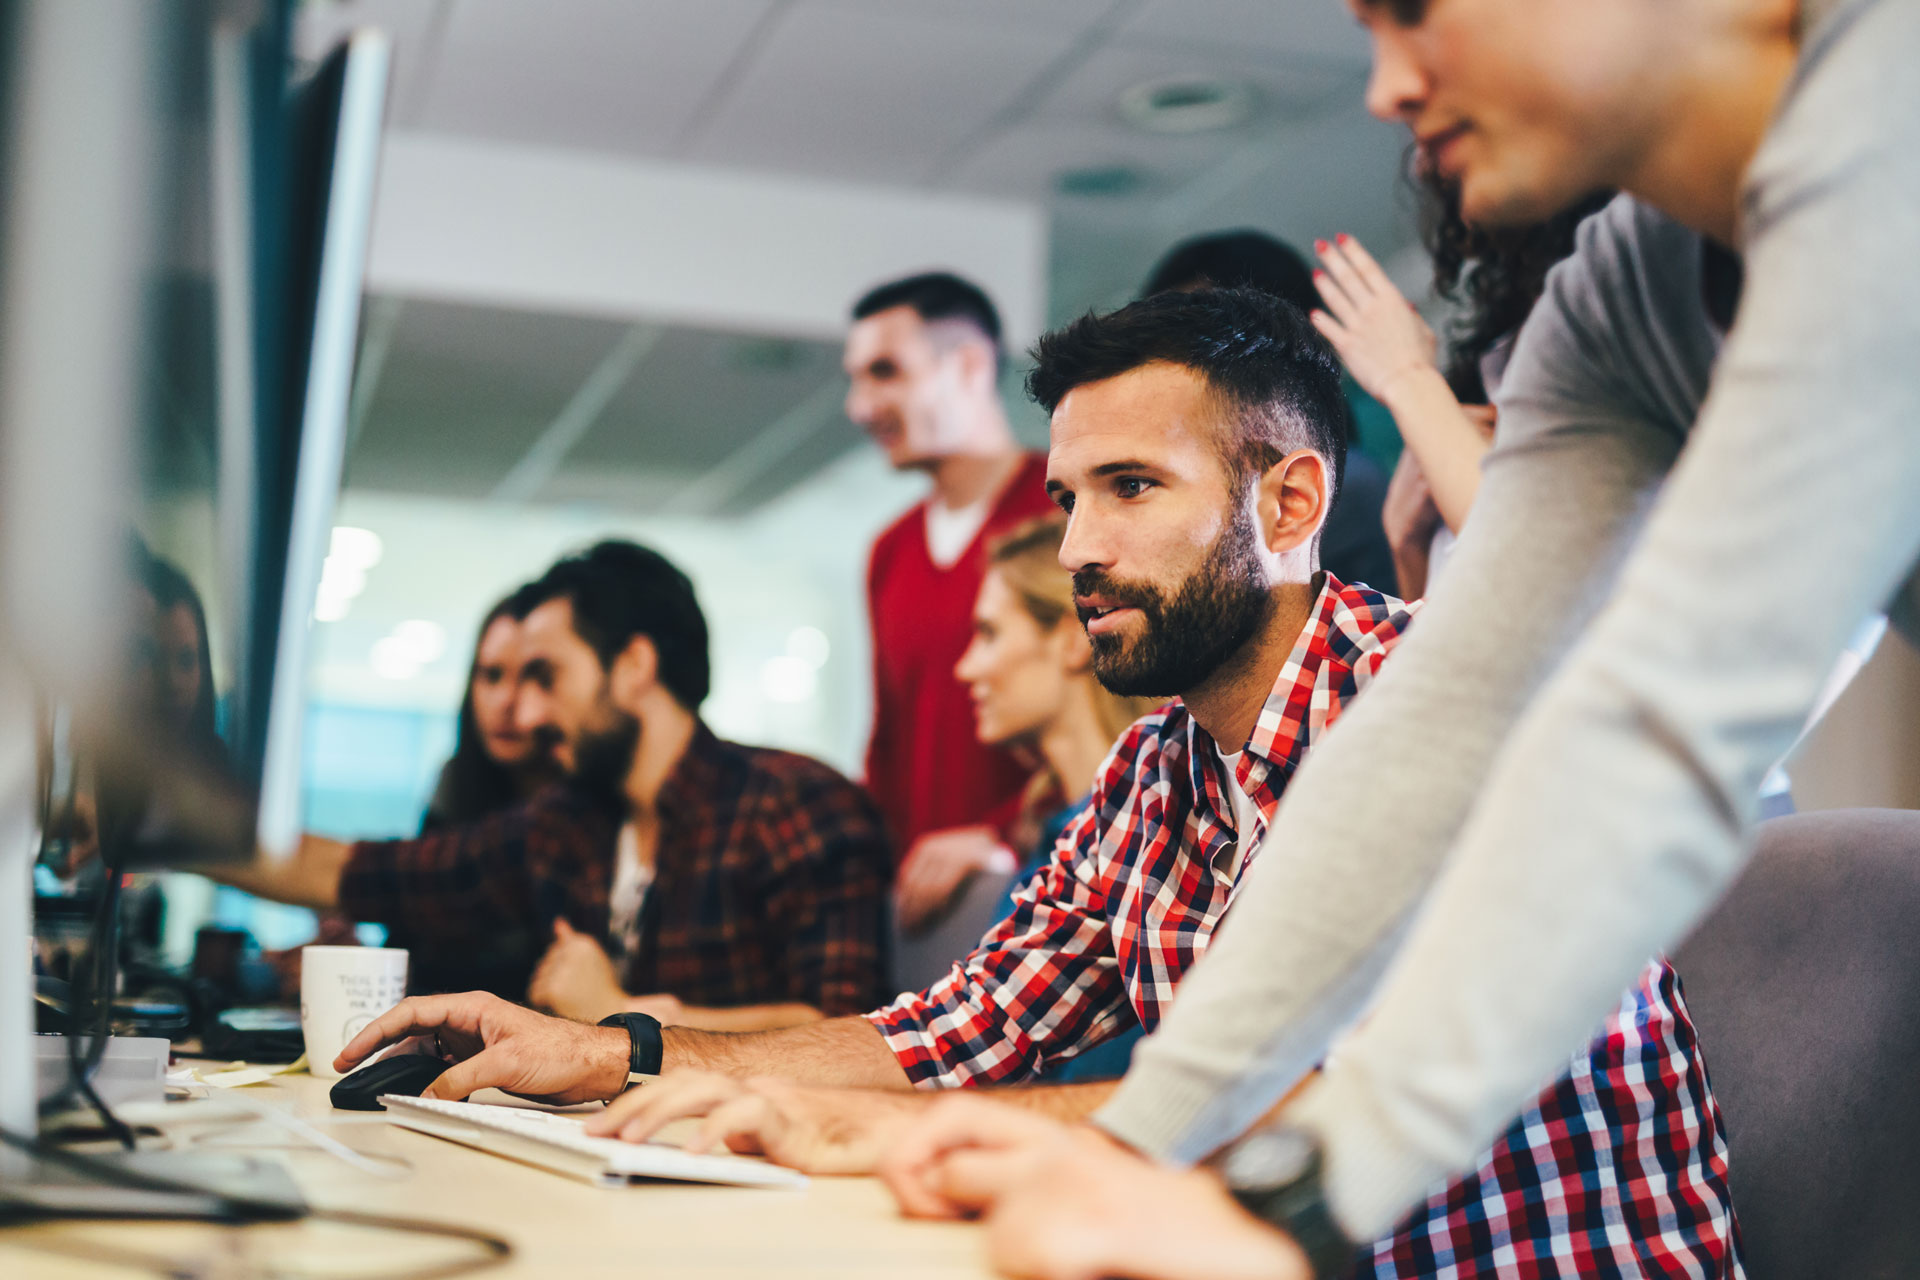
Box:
[890,867,1020,996]
[1674,807,1920,1279]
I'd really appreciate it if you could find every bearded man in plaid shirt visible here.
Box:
[333,289,1740,1278]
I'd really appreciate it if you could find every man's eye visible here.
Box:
[1052,492,1075,514]
[1115,477,1150,498]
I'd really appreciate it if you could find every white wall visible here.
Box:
[367,134,1051,346]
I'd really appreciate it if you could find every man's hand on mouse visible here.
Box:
[334,991,630,1106]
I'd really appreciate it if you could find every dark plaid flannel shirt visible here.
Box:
[339,724,893,1015]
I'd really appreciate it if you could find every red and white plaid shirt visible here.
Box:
[870,575,1740,1276]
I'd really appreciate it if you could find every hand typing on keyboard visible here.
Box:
[335,991,632,1106]
[582,1070,931,1174]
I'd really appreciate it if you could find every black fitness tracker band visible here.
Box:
[1218,1125,1359,1280]
[597,1011,664,1082]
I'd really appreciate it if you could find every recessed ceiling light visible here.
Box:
[1055,164,1148,199]
[1118,77,1256,135]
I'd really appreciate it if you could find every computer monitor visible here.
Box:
[0,0,389,1145]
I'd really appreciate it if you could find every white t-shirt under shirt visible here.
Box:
[1213,744,1263,883]
[607,822,652,964]
[924,493,994,569]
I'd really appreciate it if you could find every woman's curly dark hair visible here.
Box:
[1418,166,1615,403]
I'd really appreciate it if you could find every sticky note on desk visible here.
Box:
[182,1055,310,1088]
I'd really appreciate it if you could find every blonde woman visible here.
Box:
[895,515,1160,939]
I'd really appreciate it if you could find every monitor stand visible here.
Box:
[5,1149,307,1222]
[0,662,306,1221]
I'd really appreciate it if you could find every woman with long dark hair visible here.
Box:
[141,552,223,761]
[1307,177,1612,598]
[421,581,559,831]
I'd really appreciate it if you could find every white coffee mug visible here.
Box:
[300,945,408,1079]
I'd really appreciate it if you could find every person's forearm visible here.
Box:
[647,1002,824,1033]
[990,1079,1118,1122]
[1389,540,1430,603]
[1380,366,1491,533]
[662,1014,912,1089]
[202,833,351,910]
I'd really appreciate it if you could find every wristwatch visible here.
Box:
[596,1011,664,1085]
[1218,1125,1359,1279]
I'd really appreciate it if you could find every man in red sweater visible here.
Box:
[844,274,1055,929]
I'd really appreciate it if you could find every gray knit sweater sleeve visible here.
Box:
[1099,0,1920,1239]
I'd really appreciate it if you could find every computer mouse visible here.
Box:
[329,1053,448,1111]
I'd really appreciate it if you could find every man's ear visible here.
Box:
[1255,449,1330,557]
[607,635,660,710]
[952,334,1000,397]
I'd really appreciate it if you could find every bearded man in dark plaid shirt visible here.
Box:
[217,541,893,1027]
[331,291,1739,1277]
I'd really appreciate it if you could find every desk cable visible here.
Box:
[0,1122,512,1279]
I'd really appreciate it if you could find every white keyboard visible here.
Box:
[378,1095,808,1190]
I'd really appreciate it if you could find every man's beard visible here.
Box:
[1074,503,1272,699]
[570,700,641,806]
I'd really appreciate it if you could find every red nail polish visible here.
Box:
[1314,239,1329,254]
[1337,232,1351,245]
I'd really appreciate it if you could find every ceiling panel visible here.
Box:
[717,413,867,516]
[949,40,1358,202]
[1157,103,1415,267]
[565,326,842,475]
[349,304,867,513]
[522,467,698,513]
[1121,0,1372,66]
[296,0,445,127]
[684,5,1088,184]
[1031,39,1358,128]
[346,298,630,497]
[307,1,1422,519]
[947,122,1232,205]
[414,0,777,157]
[794,0,1121,34]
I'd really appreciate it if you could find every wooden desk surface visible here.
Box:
[2,1068,997,1279]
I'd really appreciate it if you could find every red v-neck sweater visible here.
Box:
[865,452,1056,857]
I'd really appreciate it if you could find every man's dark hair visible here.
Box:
[527,540,711,710]
[851,271,1005,372]
[1416,166,1613,401]
[1142,230,1320,316]
[1142,230,1360,446]
[1028,287,1349,507]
